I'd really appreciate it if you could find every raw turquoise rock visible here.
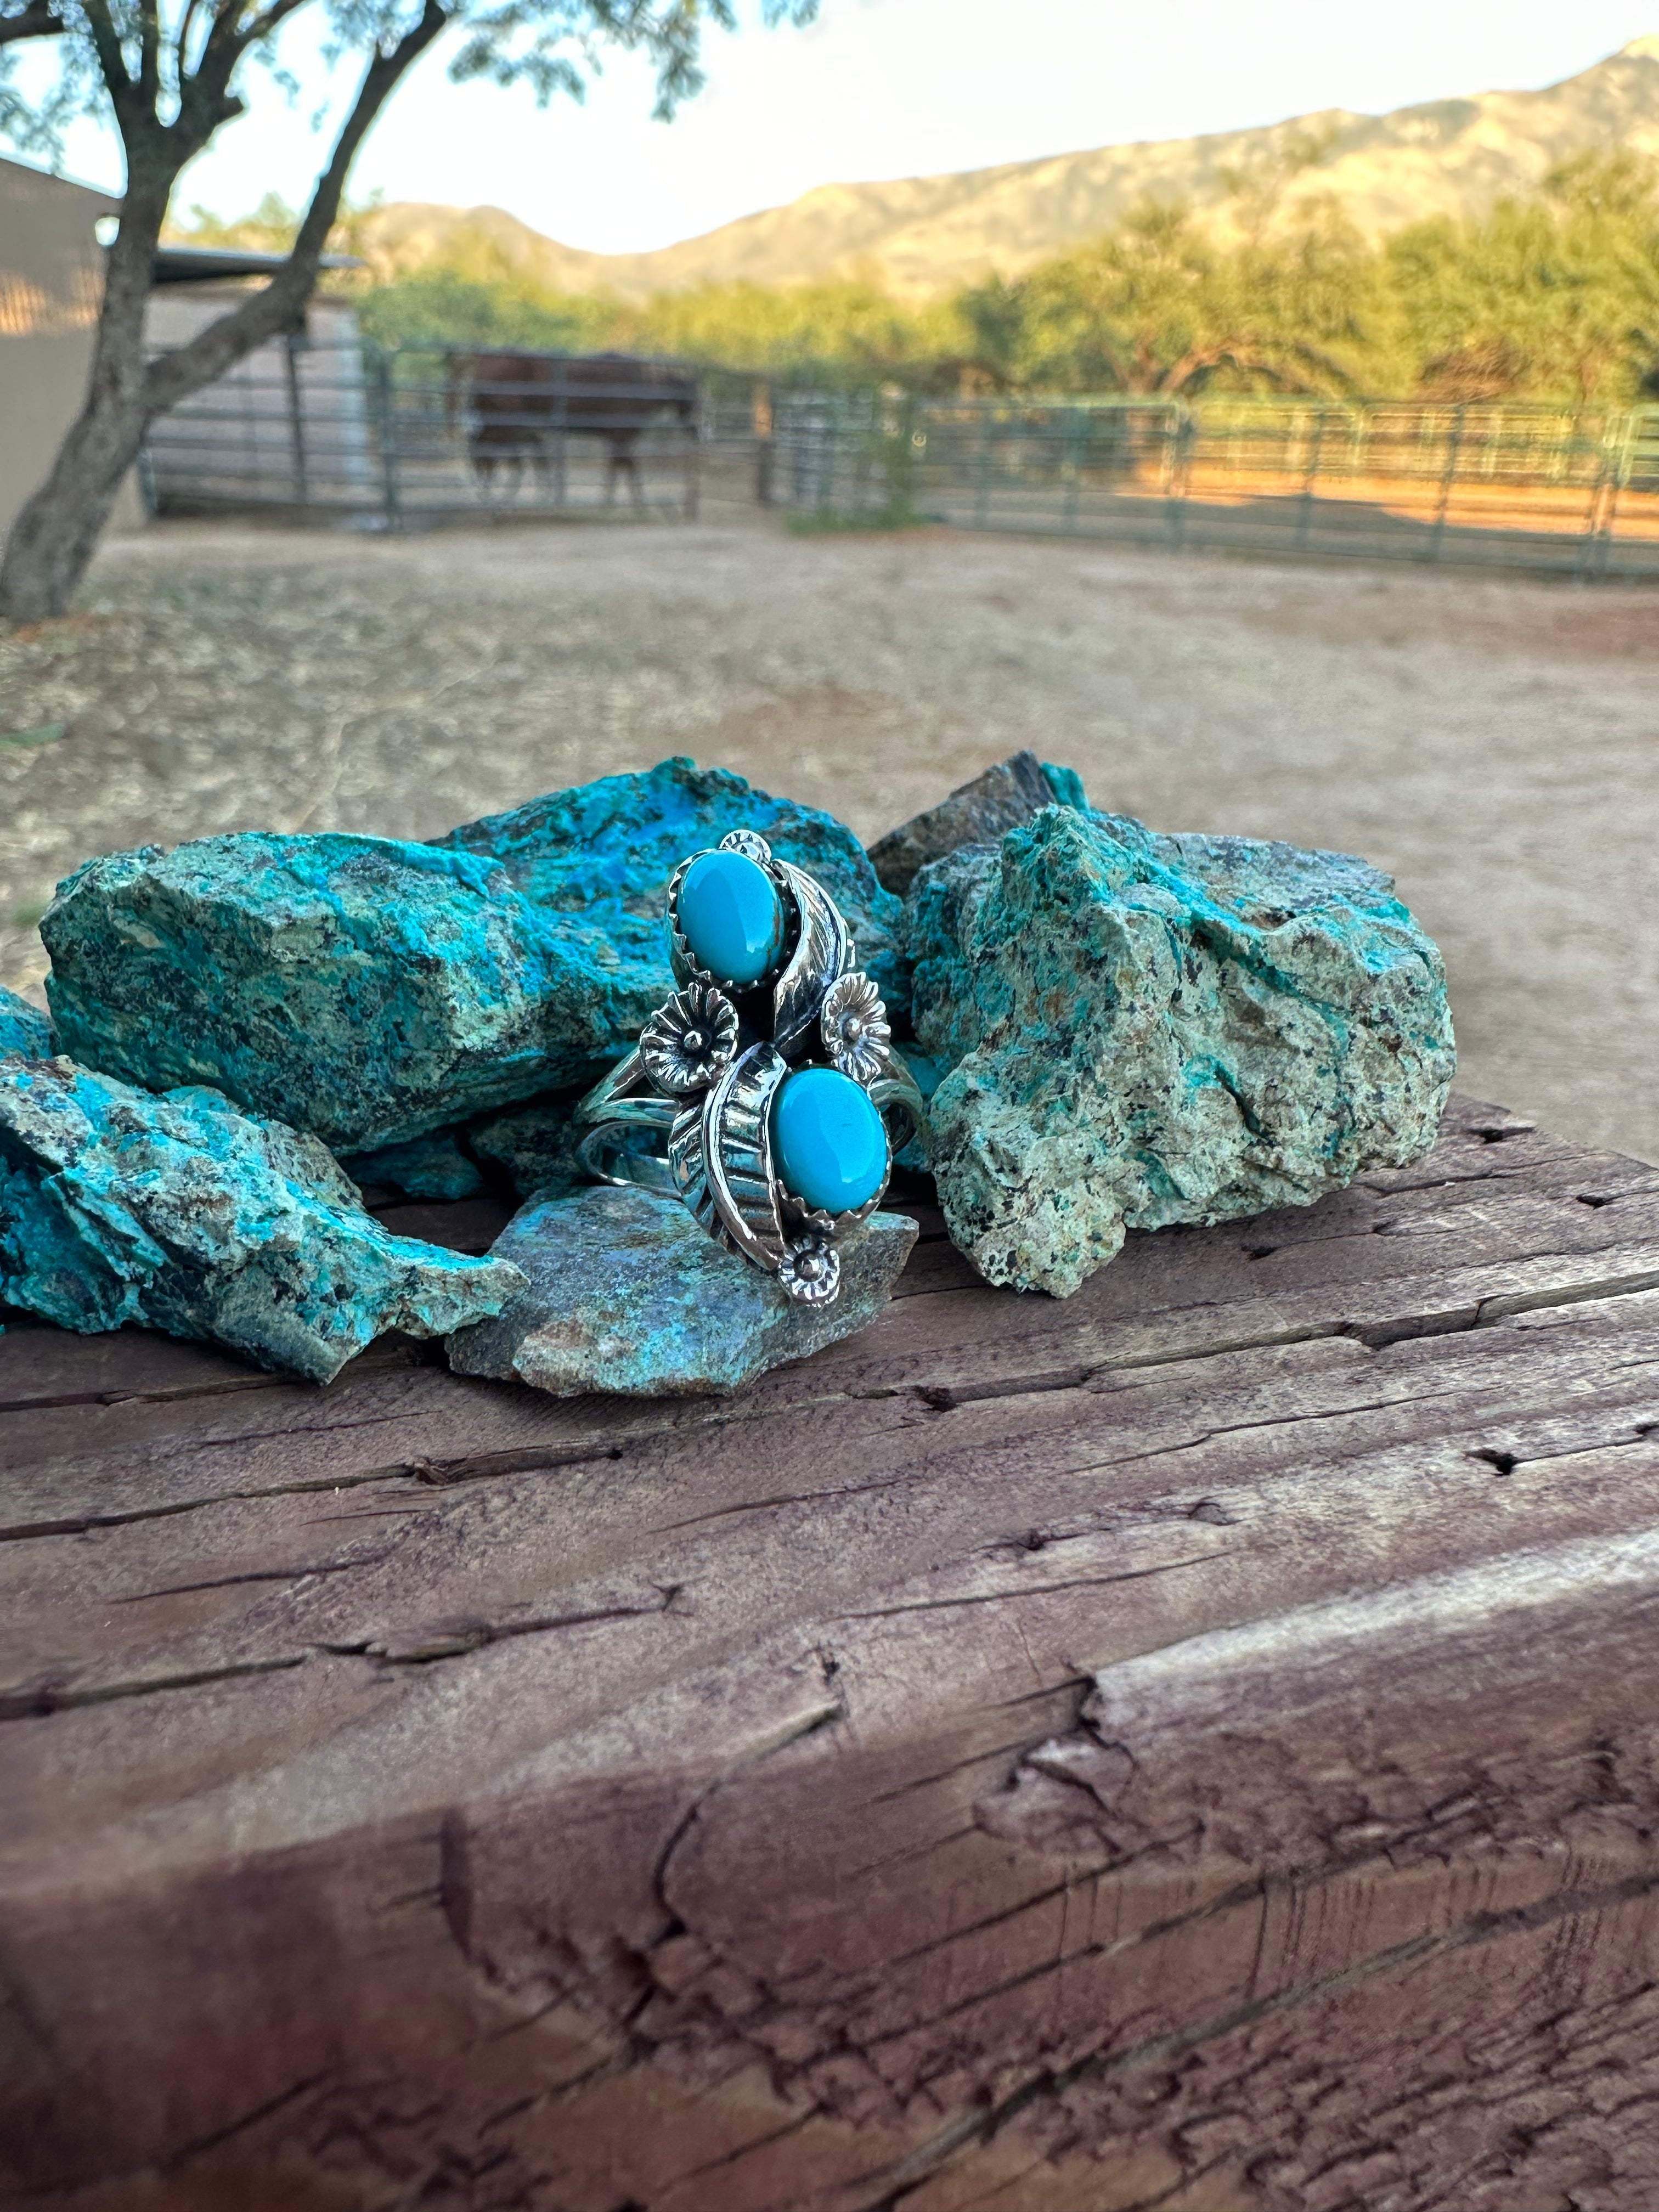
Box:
[337,1128,487,1201]
[0,1059,523,1381]
[867,751,1088,895]
[42,762,905,1156]
[773,1068,888,1214]
[0,988,50,1059]
[467,1091,588,1200]
[41,833,649,1152]
[909,804,1456,1297]
[438,757,907,1015]
[447,1182,917,1397]
[678,849,785,984]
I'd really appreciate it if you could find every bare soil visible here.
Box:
[1,514,1654,1162]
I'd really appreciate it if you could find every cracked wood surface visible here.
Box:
[2,1093,1658,2211]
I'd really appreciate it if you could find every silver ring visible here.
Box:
[573,830,928,1306]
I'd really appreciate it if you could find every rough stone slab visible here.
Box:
[467,1090,588,1200]
[866,751,1088,895]
[41,832,643,1151]
[337,1128,488,1202]
[910,805,1456,1295]
[447,1182,917,1396]
[42,764,905,1154]
[0,1059,523,1383]
[438,755,909,1015]
[0,988,50,1059]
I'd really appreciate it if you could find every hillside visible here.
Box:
[359,37,1659,299]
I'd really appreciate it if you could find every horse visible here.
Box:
[447,350,699,506]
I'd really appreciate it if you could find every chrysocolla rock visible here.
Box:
[337,1128,488,1202]
[41,833,648,1152]
[891,1044,943,1172]
[42,763,904,1154]
[438,757,909,1015]
[0,1059,523,1381]
[867,752,1088,896]
[0,987,51,1059]
[340,1083,606,1203]
[909,805,1455,1297]
[467,1091,588,1201]
[447,1182,917,1397]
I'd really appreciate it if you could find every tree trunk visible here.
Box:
[0,5,445,627]
[0,177,167,625]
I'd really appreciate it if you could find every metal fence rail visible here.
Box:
[138,342,1659,579]
[761,393,1659,579]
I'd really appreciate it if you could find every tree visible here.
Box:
[956,199,1387,399]
[1387,152,1659,406]
[0,0,814,622]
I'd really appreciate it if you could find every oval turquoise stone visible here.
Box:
[678,850,785,986]
[772,1067,888,1215]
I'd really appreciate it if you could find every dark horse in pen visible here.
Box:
[446,350,700,505]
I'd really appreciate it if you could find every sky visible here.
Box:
[18,1,1659,253]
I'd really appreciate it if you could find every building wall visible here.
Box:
[142,290,373,506]
[0,155,143,554]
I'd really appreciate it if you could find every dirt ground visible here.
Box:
[1,514,1654,1163]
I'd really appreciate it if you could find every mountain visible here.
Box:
[360,39,1659,300]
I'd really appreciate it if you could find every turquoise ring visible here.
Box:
[574,831,928,1306]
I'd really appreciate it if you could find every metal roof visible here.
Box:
[150,244,362,285]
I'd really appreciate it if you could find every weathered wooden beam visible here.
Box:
[2,1095,1657,2209]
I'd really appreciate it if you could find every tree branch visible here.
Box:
[137,0,161,103]
[77,0,132,92]
[146,0,449,416]
[0,0,64,46]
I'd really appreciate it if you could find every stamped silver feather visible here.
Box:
[771,859,854,1058]
[699,1043,789,1271]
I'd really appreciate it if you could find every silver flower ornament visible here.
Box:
[777,1231,841,1306]
[639,983,739,1096]
[820,970,890,1086]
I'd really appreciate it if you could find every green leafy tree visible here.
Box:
[1389,151,1659,404]
[0,0,815,621]
[957,199,1388,398]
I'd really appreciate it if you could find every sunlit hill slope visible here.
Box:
[357,37,1659,299]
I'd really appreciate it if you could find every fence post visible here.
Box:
[1429,405,1465,563]
[1165,408,1190,550]
[283,331,309,507]
[1062,406,1084,533]
[373,351,402,530]
[685,398,702,524]
[974,408,995,527]
[1297,409,1325,554]
[753,381,775,506]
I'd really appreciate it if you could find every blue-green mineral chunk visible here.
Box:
[337,1128,487,1201]
[438,757,907,1016]
[447,1182,915,1397]
[678,849,785,984]
[0,1059,523,1381]
[0,987,51,1059]
[41,832,636,1152]
[41,762,905,1159]
[772,1068,888,1214]
[908,805,1455,1297]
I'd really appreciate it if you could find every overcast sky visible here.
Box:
[25,1,1659,252]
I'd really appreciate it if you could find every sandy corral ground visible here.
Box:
[1,514,1654,1163]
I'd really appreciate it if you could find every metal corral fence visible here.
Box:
[140,338,703,523]
[760,391,1659,579]
[139,339,1659,578]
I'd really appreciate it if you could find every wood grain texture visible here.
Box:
[2,1094,1657,2212]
